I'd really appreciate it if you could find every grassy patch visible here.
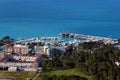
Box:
[39,68,92,80]
[0,71,36,80]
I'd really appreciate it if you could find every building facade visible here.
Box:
[13,44,28,55]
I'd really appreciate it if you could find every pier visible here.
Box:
[59,32,118,44]
[15,32,118,46]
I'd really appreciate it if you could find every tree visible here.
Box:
[42,42,120,80]
[3,36,10,40]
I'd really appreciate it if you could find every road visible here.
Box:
[32,68,42,80]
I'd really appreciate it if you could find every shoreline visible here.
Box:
[13,32,118,45]
[0,31,119,40]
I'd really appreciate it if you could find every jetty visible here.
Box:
[14,32,118,46]
[59,32,118,44]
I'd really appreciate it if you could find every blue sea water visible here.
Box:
[0,0,120,39]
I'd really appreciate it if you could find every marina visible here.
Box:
[15,36,84,46]
[15,32,118,46]
[0,32,119,72]
[59,32,118,44]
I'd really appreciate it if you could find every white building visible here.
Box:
[43,45,52,56]
[115,62,120,66]
[0,62,37,68]
[12,55,39,62]
[8,67,17,71]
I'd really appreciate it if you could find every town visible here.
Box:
[0,32,119,71]
[0,32,120,80]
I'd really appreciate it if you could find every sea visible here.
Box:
[0,0,120,39]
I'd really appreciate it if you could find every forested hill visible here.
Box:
[42,42,120,80]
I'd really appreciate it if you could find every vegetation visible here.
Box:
[37,68,91,80]
[41,75,87,80]
[0,36,120,80]
[42,69,92,80]
[42,42,120,80]
[0,36,14,46]
[0,71,36,80]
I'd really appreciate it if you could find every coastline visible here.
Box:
[0,21,120,39]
